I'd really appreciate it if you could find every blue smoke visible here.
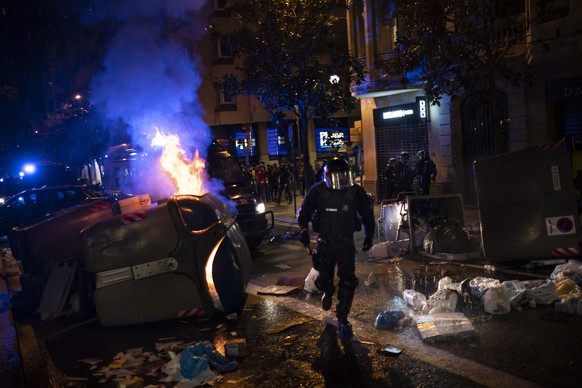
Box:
[90,0,212,200]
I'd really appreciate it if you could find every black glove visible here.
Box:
[299,228,310,247]
[362,235,373,251]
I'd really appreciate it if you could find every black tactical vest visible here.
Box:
[312,185,360,239]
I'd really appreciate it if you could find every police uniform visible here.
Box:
[298,174,375,339]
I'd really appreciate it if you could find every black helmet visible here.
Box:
[324,157,353,189]
[399,152,410,163]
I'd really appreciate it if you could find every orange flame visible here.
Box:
[153,130,207,196]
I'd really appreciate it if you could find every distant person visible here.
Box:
[415,150,437,195]
[394,152,414,196]
[315,159,327,182]
[383,158,397,200]
[276,165,292,204]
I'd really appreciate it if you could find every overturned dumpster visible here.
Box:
[474,140,582,260]
[9,195,152,320]
[81,193,252,327]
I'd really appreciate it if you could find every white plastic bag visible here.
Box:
[437,276,462,293]
[366,241,397,259]
[550,259,582,285]
[402,289,427,310]
[304,268,322,294]
[522,279,557,305]
[483,285,511,315]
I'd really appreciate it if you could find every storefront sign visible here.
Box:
[373,97,428,126]
[546,76,582,102]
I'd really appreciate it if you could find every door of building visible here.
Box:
[375,122,429,201]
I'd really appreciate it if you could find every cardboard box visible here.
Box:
[224,338,247,357]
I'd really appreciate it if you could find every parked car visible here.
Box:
[0,185,104,237]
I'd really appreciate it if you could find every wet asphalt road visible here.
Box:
[2,199,582,387]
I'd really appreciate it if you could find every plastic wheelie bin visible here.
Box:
[81,193,252,327]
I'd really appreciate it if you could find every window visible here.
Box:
[219,88,236,104]
[217,38,231,59]
[214,0,228,11]
[536,0,569,23]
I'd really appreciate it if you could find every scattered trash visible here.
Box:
[283,334,300,346]
[256,285,301,296]
[366,241,398,260]
[522,279,557,305]
[274,264,292,270]
[376,345,403,356]
[276,276,305,287]
[226,374,253,384]
[502,280,533,308]
[269,231,300,244]
[179,341,238,380]
[415,313,476,341]
[224,338,247,357]
[550,259,582,285]
[265,317,311,334]
[468,277,500,298]
[402,289,427,311]
[437,276,463,293]
[303,268,321,294]
[364,271,376,287]
[117,376,143,388]
[482,285,511,315]
[554,296,582,315]
[426,288,461,313]
[374,310,406,330]
[484,264,496,272]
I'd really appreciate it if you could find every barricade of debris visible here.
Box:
[373,259,582,341]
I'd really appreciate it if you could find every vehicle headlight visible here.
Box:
[255,202,265,214]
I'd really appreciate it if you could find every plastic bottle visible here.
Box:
[402,289,427,310]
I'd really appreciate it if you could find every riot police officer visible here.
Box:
[297,157,375,340]
[394,151,414,196]
[415,150,437,195]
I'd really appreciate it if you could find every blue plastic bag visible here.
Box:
[179,340,239,379]
[374,310,405,330]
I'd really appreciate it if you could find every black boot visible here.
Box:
[336,286,356,339]
[337,319,353,341]
[321,285,335,311]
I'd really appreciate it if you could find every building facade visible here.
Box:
[196,1,362,170]
[347,0,582,205]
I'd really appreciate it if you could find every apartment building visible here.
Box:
[196,0,361,168]
[347,0,582,204]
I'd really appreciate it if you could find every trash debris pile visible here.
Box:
[374,259,582,341]
[268,230,300,244]
[73,339,242,386]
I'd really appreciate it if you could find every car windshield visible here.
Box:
[208,157,246,185]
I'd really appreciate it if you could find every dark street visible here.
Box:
[1,199,581,387]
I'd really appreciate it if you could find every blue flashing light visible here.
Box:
[23,164,36,174]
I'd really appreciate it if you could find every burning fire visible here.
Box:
[152,129,207,196]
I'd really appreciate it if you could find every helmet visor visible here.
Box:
[325,170,354,189]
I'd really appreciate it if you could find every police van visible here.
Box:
[102,141,273,250]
